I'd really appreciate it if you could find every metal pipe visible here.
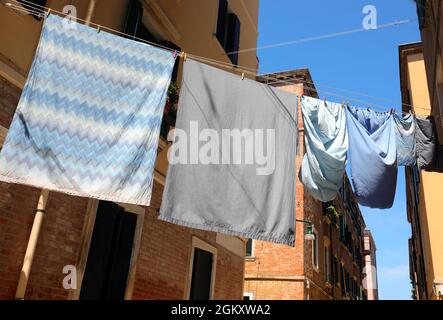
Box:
[85,0,97,25]
[15,189,49,299]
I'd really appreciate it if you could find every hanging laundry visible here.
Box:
[300,96,348,202]
[394,113,416,166]
[416,115,443,172]
[0,14,175,206]
[159,59,298,246]
[346,107,397,209]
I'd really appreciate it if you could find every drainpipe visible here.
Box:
[14,0,98,300]
[85,0,98,26]
[15,189,49,299]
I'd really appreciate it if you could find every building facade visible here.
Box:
[243,70,375,300]
[363,229,378,300]
[415,0,443,147]
[0,0,259,300]
[399,42,443,300]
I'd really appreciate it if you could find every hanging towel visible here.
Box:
[0,14,175,206]
[300,96,348,202]
[394,113,416,166]
[159,59,298,246]
[346,107,397,209]
[416,115,443,172]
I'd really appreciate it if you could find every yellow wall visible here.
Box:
[407,52,443,300]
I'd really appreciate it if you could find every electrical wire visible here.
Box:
[4,0,428,116]
[227,19,417,55]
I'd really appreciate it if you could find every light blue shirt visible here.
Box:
[300,96,348,202]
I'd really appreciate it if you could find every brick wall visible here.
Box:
[0,76,21,129]
[0,183,89,300]
[244,82,366,300]
[0,75,245,300]
[132,181,244,300]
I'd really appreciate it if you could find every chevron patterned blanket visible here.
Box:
[0,14,175,206]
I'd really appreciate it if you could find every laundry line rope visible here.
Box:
[5,0,427,116]
[226,18,417,55]
[191,55,420,116]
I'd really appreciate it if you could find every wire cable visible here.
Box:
[227,19,417,55]
[4,0,427,116]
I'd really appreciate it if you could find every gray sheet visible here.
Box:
[159,59,298,246]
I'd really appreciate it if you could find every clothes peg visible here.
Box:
[172,50,178,59]
[241,72,245,80]
[97,25,101,33]
[46,8,51,17]
[323,98,326,105]
[182,52,187,61]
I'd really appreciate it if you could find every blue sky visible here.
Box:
[256,0,421,300]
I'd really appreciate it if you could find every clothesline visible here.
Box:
[5,0,428,116]
[191,51,429,114]
[192,55,419,117]
[1,13,442,248]
[226,18,417,55]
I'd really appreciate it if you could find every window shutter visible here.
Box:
[226,13,241,65]
[416,0,427,30]
[216,0,229,48]
[245,239,253,257]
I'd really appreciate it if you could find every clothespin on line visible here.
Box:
[172,50,178,59]
[241,72,245,80]
[180,52,187,61]
[341,101,345,109]
[97,25,101,33]
[46,8,51,17]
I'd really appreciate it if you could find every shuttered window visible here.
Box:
[190,248,214,300]
[215,0,241,65]
[226,13,241,65]
[216,0,229,47]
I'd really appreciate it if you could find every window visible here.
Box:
[344,270,351,297]
[245,239,254,257]
[215,0,241,65]
[187,237,217,300]
[339,215,346,242]
[324,244,332,284]
[243,292,254,300]
[340,264,345,296]
[333,257,339,286]
[17,0,47,20]
[190,248,214,300]
[416,0,427,30]
[80,201,138,300]
[312,229,319,269]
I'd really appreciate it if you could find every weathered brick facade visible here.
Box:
[244,71,371,300]
[0,75,245,300]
